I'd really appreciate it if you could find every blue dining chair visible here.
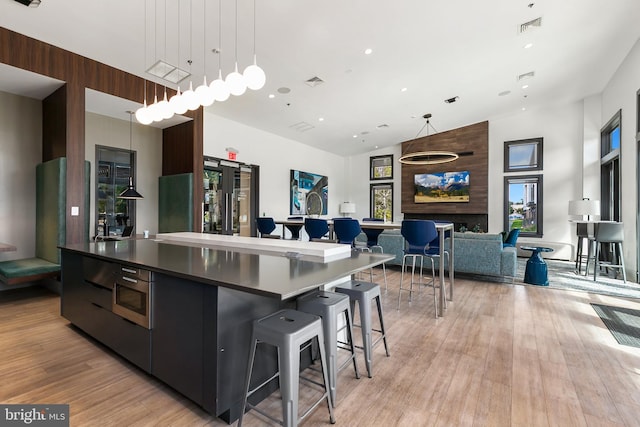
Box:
[333,218,362,246]
[398,219,441,317]
[256,217,280,239]
[503,228,520,248]
[424,220,450,279]
[285,216,304,240]
[304,218,330,241]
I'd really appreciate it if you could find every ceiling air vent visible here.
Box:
[517,71,535,81]
[289,122,315,132]
[304,76,325,87]
[376,124,389,129]
[519,17,542,34]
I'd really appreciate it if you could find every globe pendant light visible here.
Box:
[196,76,215,106]
[226,62,246,96]
[170,86,188,114]
[226,0,247,96]
[157,88,174,120]
[148,92,162,122]
[195,0,215,107]
[118,112,143,200]
[135,100,153,125]
[182,80,201,111]
[243,0,266,90]
[211,69,230,101]
[244,54,266,90]
[210,0,230,102]
[135,81,153,125]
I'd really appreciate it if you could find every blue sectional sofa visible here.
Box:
[359,230,517,279]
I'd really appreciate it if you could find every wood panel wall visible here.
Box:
[401,121,488,216]
[0,26,203,244]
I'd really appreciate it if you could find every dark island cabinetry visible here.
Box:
[151,273,211,407]
[60,248,283,423]
[61,252,151,372]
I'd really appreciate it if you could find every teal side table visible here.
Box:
[522,246,554,286]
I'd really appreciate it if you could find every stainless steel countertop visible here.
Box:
[61,239,393,300]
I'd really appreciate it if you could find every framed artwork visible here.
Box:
[290,169,328,216]
[370,154,393,180]
[370,182,393,221]
[504,138,543,172]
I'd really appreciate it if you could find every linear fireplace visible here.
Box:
[404,213,488,233]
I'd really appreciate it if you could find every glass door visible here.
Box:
[96,146,136,237]
[203,158,256,236]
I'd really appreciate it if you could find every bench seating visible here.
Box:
[0,157,88,287]
[0,258,60,285]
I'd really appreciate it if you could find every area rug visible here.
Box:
[516,258,640,300]
[591,304,640,348]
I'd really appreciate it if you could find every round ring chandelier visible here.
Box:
[398,151,459,165]
[398,113,458,165]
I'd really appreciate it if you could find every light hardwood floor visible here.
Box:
[1,268,639,426]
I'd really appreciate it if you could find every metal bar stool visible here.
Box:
[239,309,336,427]
[335,280,389,378]
[297,290,360,407]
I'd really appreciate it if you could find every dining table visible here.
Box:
[275,218,455,316]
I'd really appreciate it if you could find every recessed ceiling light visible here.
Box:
[522,107,527,111]
[268,94,275,99]
[498,90,511,96]
[364,48,373,55]
[522,84,529,89]
[524,43,533,49]
[401,87,407,92]
[318,117,324,122]
[352,134,358,138]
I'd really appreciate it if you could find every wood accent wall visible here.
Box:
[163,114,204,229]
[0,26,203,244]
[401,121,488,216]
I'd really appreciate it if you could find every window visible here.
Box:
[370,183,393,221]
[504,138,543,172]
[504,175,543,237]
[96,146,136,237]
[600,110,621,221]
[370,155,393,180]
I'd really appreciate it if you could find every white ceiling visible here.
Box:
[1,0,639,155]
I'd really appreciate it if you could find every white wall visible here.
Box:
[0,91,41,261]
[600,38,640,279]
[85,112,162,236]
[345,145,402,222]
[202,112,347,223]
[489,103,584,260]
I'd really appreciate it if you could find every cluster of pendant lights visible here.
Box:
[134,61,265,125]
[134,0,266,125]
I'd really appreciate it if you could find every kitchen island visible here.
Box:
[60,238,391,423]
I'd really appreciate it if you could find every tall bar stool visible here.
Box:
[398,219,441,318]
[575,222,594,275]
[592,222,626,282]
[238,309,335,427]
[297,290,360,406]
[335,280,389,378]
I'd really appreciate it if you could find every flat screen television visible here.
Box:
[414,170,470,203]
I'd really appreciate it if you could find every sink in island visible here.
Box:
[60,238,392,423]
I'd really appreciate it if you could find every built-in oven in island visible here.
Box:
[112,266,152,329]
